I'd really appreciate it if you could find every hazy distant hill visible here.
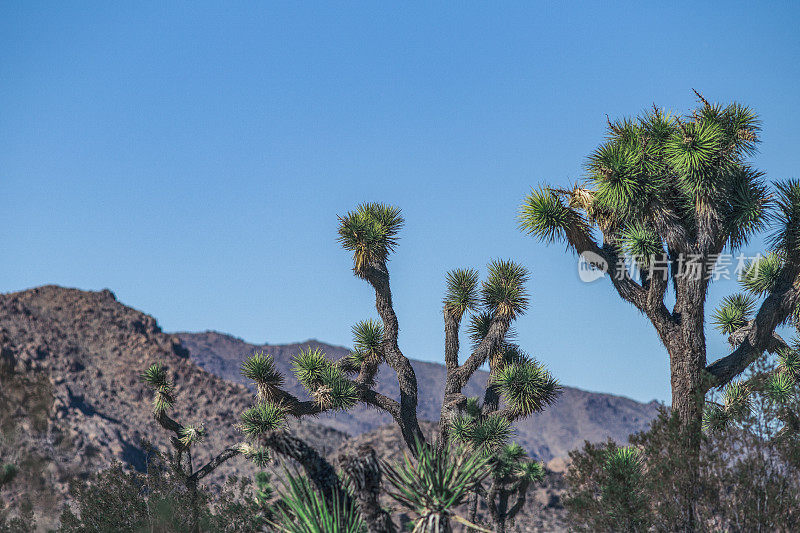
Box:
[178,330,662,461]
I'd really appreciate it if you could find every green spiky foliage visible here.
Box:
[491,359,561,416]
[270,470,364,533]
[141,362,175,415]
[337,202,404,277]
[291,347,358,410]
[712,293,757,335]
[466,312,517,350]
[769,179,800,254]
[238,443,272,468]
[351,319,383,361]
[178,424,206,448]
[0,463,17,487]
[620,222,663,268]
[382,440,491,533]
[240,402,287,438]
[241,351,284,400]
[480,260,530,319]
[451,412,513,455]
[702,380,751,433]
[600,447,650,532]
[291,347,329,387]
[740,253,784,295]
[766,372,795,404]
[443,268,479,318]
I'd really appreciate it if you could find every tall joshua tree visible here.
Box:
[519,92,800,530]
[143,202,559,532]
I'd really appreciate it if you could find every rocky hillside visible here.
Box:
[179,331,662,461]
[0,286,347,530]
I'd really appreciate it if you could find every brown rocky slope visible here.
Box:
[0,286,347,529]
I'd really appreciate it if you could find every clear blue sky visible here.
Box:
[2,2,799,403]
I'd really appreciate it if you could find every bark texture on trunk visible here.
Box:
[339,445,397,533]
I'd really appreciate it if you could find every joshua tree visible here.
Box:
[519,93,800,530]
[142,202,560,531]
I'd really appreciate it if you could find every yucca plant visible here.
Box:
[482,443,546,533]
[382,440,492,533]
[519,93,800,531]
[270,470,364,533]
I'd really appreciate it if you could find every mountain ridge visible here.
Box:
[178,330,662,461]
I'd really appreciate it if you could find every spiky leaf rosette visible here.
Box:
[471,415,513,453]
[722,380,751,419]
[240,402,287,438]
[518,187,573,244]
[238,443,272,468]
[481,259,530,319]
[770,179,800,256]
[726,166,770,250]
[493,442,528,478]
[518,460,545,483]
[778,348,800,380]
[178,423,206,448]
[492,360,561,416]
[242,351,284,400]
[767,372,796,404]
[712,293,757,335]
[270,470,364,533]
[740,253,784,295]
[467,312,517,350]
[351,319,383,359]
[620,222,663,268]
[450,414,475,444]
[604,447,643,482]
[311,366,358,411]
[702,403,730,433]
[337,202,403,276]
[141,363,175,415]
[291,348,329,388]
[382,439,491,528]
[443,268,479,318]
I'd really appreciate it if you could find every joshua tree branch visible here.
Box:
[191,447,241,481]
[706,268,800,388]
[363,263,425,451]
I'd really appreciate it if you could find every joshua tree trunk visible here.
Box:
[340,445,397,533]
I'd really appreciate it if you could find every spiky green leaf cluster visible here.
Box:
[604,447,643,481]
[766,372,795,404]
[238,443,272,468]
[0,463,18,486]
[712,293,756,335]
[242,351,284,399]
[778,348,800,380]
[770,179,800,255]
[291,348,358,410]
[337,202,404,276]
[451,413,513,454]
[291,348,328,387]
[382,439,491,521]
[178,423,206,448]
[351,319,383,357]
[492,359,561,416]
[518,187,573,244]
[740,253,784,295]
[141,363,175,415]
[492,442,543,483]
[703,380,751,433]
[270,471,363,533]
[481,259,530,318]
[240,402,287,438]
[619,222,663,267]
[702,403,730,433]
[443,268,479,318]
